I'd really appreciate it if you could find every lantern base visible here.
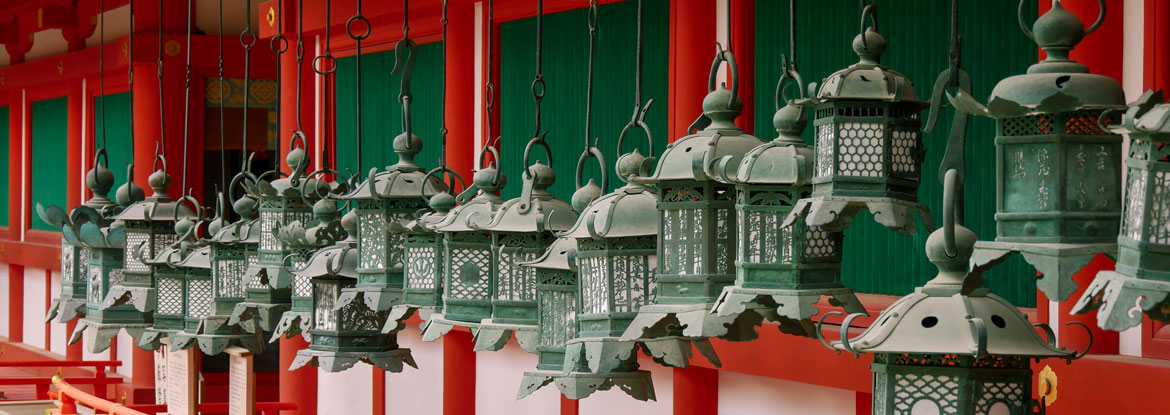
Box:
[170,316,266,355]
[45,297,87,324]
[419,313,477,343]
[289,348,418,373]
[970,240,1117,302]
[270,310,312,343]
[784,196,933,235]
[472,320,539,353]
[68,318,149,353]
[712,285,868,337]
[102,285,156,313]
[337,287,403,313]
[565,335,719,372]
[383,304,433,334]
[138,328,179,350]
[518,369,655,401]
[1072,270,1170,331]
[228,301,290,332]
[621,302,766,342]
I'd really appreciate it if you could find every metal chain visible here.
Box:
[97,0,105,152]
[440,0,449,168]
[218,0,226,190]
[182,0,192,192]
[270,0,286,161]
[241,0,254,171]
[394,1,416,151]
[531,0,544,140]
[317,0,332,170]
[484,0,494,157]
[349,0,370,174]
[128,0,135,167]
[584,0,597,151]
[157,0,166,158]
[633,0,643,113]
[788,0,796,72]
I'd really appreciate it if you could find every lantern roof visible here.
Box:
[725,100,814,185]
[520,236,577,272]
[209,218,260,245]
[641,116,762,183]
[560,170,658,240]
[276,198,348,248]
[1121,91,1170,137]
[428,165,506,233]
[342,133,448,201]
[831,225,1076,359]
[115,163,197,223]
[811,28,925,106]
[291,209,359,280]
[477,163,577,233]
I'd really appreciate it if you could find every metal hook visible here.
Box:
[814,311,844,353]
[575,147,608,192]
[858,0,879,49]
[1064,321,1094,360]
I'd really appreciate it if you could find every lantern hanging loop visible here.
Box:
[421,166,467,200]
[156,0,167,159]
[312,0,336,76]
[392,0,417,151]
[217,0,229,207]
[181,0,193,193]
[927,0,973,257]
[617,0,655,164]
[531,0,546,140]
[298,168,351,210]
[687,44,738,134]
[522,134,553,179]
[857,0,879,50]
[439,0,450,166]
[287,131,310,187]
[1018,0,1105,40]
[775,0,804,112]
[456,141,503,204]
[575,148,607,193]
[269,0,286,160]
[575,0,604,194]
[485,0,496,144]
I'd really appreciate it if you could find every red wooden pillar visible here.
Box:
[668,0,717,141]
[1140,0,1170,359]
[280,336,317,415]
[673,366,718,415]
[729,0,753,134]
[443,330,475,415]
[560,396,579,415]
[1036,0,1123,355]
[855,392,873,415]
[447,0,475,182]
[8,91,25,343]
[372,368,386,415]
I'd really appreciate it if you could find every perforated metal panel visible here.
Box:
[157,277,184,315]
[538,289,576,347]
[892,373,960,414]
[215,257,247,297]
[358,212,388,269]
[187,279,212,318]
[406,245,439,290]
[315,283,339,332]
[447,247,491,300]
[497,250,538,301]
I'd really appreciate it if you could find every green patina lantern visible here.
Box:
[288,209,417,372]
[137,199,205,351]
[392,190,456,315]
[41,152,122,325]
[229,138,324,332]
[621,48,765,346]
[712,69,862,337]
[1074,91,1170,330]
[819,223,1083,415]
[270,179,349,342]
[67,158,145,353]
[170,184,265,355]
[418,146,507,341]
[783,4,930,236]
[958,0,1125,302]
[466,138,578,353]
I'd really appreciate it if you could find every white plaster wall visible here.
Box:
[578,358,673,415]
[317,361,373,415]
[385,324,444,414]
[49,270,67,355]
[85,5,130,49]
[115,331,134,377]
[475,338,560,414]
[0,265,9,338]
[25,29,69,63]
[717,371,856,415]
[22,267,48,349]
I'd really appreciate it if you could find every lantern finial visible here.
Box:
[86,151,116,205]
[392,131,423,168]
[115,164,146,207]
[851,27,886,65]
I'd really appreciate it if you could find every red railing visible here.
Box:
[124,402,298,415]
[0,360,122,400]
[47,375,298,415]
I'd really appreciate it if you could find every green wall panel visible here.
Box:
[499,0,670,199]
[335,42,445,178]
[94,92,134,194]
[754,0,1039,307]
[0,107,8,226]
[32,97,68,231]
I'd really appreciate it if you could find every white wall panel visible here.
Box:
[0,265,9,337]
[22,267,47,349]
[475,339,559,414]
[115,331,133,377]
[579,358,673,415]
[317,362,373,415]
[718,371,855,415]
[49,271,66,355]
[386,324,443,414]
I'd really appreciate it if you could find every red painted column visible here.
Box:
[280,337,317,415]
[1039,0,1123,355]
[372,368,386,415]
[8,91,25,343]
[729,0,753,134]
[559,396,578,415]
[447,0,475,182]
[443,330,475,415]
[668,0,717,141]
[855,391,872,415]
[673,366,718,415]
[1146,0,1170,92]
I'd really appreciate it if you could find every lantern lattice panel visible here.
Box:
[448,247,491,300]
[890,129,919,175]
[315,283,339,332]
[578,249,655,314]
[661,207,705,275]
[833,122,885,177]
[246,253,265,289]
[892,373,960,415]
[973,381,1025,414]
[497,249,539,302]
[1123,169,1147,241]
[816,125,835,178]
[741,209,794,264]
[538,289,576,348]
[406,245,439,290]
[215,257,247,297]
[124,232,150,272]
[804,228,838,258]
[358,212,388,269]
[294,273,313,297]
[109,268,124,289]
[1150,172,1170,244]
[157,277,184,315]
[188,279,213,318]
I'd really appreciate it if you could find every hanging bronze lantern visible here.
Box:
[818,223,1085,415]
[783,4,930,235]
[270,173,349,342]
[287,209,418,372]
[137,196,205,350]
[621,47,765,347]
[67,159,145,353]
[171,184,264,355]
[419,146,507,341]
[954,0,1125,302]
[41,152,121,324]
[712,66,861,337]
[1073,90,1170,330]
[385,184,458,329]
[229,138,321,332]
[469,137,578,352]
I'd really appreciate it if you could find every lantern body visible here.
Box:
[964,1,1127,302]
[352,199,419,306]
[48,239,89,322]
[491,232,556,325]
[872,354,1033,415]
[44,161,121,323]
[211,241,250,315]
[1073,99,1170,330]
[230,195,306,331]
[271,199,348,342]
[576,236,657,339]
[117,220,180,309]
[148,253,188,337]
[402,229,445,308]
[534,263,580,371]
[442,230,496,322]
[656,180,738,304]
